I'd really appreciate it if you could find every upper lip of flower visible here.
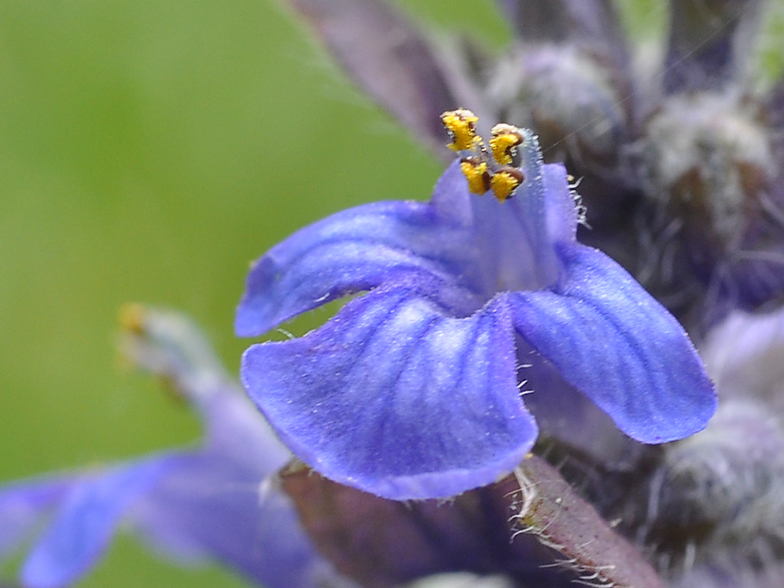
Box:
[235,116,717,501]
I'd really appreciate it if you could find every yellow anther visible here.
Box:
[489,123,523,166]
[490,167,524,202]
[460,158,491,194]
[441,108,480,152]
[440,110,531,202]
[119,303,146,334]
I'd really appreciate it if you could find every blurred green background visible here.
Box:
[0,0,780,586]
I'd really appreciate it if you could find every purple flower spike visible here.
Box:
[0,308,348,588]
[237,115,717,500]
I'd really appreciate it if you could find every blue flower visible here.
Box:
[0,307,345,588]
[236,118,717,501]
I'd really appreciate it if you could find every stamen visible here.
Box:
[490,124,524,166]
[491,167,524,202]
[440,109,480,152]
[440,110,529,202]
[460,157,491,195]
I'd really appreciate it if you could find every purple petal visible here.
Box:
[21,458,172,588]
[0,479,72,561]
[664,0,763,93]
[285,0,459,152]
[509,244,716,443]
[240,284,538,500]
[235,161,483,337]
[519,353,647,469]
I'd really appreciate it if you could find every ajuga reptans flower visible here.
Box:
[236,110,716,501]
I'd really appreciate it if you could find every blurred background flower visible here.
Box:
[0,1,782,587]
